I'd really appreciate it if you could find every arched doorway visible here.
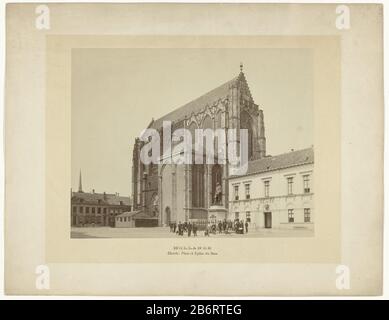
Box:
[264,204,272,228]
[264,212,272,228]
[165,206,171,225]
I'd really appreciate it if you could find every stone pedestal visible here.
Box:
[208,205,228,223]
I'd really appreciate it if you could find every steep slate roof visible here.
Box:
[150,72,251,130]
[71,191,130,206]
[234,147,314,177]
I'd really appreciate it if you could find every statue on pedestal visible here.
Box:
[212,164,223,206]
[214,182,222,205]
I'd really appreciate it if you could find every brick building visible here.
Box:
[71,172,131,227]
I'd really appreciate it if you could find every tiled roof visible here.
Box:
[150,74,242,129]
[71,191,130,206]
[234,147,314,177]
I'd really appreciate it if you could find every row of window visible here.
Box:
[77,199,125,206]
[288,208,311,223]
[234,174,311,200]
[77,216,103,223]
[234,208,311,223]
[72,206,124,214]
[117,217,129,222]
[234,211,252,222]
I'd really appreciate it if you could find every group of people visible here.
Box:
[169,219,249,237]
[205,219,249,236]
[169,221,198,237]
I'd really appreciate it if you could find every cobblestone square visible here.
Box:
[71,226,314,238]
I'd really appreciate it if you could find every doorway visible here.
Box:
[264,212,272,228]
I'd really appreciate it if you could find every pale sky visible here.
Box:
[72,48,313,197]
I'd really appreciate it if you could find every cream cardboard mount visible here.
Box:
[4,3,383,296]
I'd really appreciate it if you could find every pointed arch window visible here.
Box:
[192,164,205,208]
[240,111,254,158]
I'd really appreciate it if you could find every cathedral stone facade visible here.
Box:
[132,69,267,227]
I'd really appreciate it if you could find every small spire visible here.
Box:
[240,62,243,73]
[78,170,83,193]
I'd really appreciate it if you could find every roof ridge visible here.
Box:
[232,147,314,177]
[150,74,240,129]
[250,147,313,163]
[185,76,238,106]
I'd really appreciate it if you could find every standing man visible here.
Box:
[245,220,249,233]
[188,222,192,237]
[178,221,183,236]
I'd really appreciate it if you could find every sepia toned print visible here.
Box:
[45,36,339,266]
[70,49,314,239]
